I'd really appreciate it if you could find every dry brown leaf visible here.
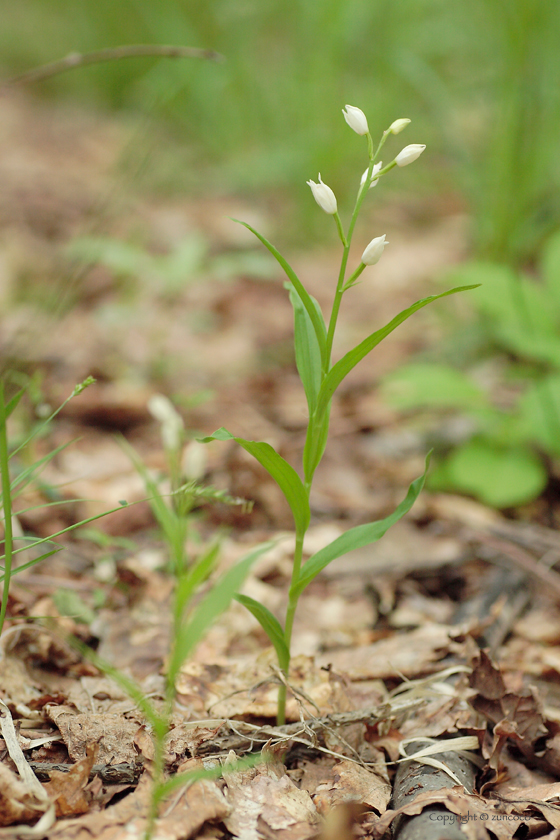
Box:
[43,745,98,817]
[0,763,48,827]
[176,651,352,721]
[312,759,391,816]
[223,758,320,840]
[317,623,454,680]
[46,706,141,764]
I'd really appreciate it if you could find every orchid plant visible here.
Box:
[202,105,477,725]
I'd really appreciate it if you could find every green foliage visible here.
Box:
[0,376,128,636]
[381,234,560,508]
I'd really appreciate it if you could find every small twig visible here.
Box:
[476,532,560,599]
[28,761,143,785]
[2,44,224,88]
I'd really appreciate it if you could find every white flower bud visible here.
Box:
[181,440,207,481]
[360,161,383,189]
[395,144,426,167]
[148,394,184,451]
[342,104,369,136]
[306,173,337,215]
[388,118,411,135]
[361,234,389,266]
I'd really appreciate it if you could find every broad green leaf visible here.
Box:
[291,454,431,598]
[442,439,547,508]
[200,428,310,536]
[169,541,274,682]
[315,286,478,419]
[287,282,323,414]
[519,375,560,457]
[494,326,560,369]
[234,593,290,671]
[233,219,327,368]
[381,363,488,410]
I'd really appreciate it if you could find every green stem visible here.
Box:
[278,530,305,726]
[144,721,167,840]
[0,383,13,638]
[342,262,367,291]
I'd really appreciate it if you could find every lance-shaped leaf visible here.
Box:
[233,219,327,369]
[287,282,323,414]
[169,541,274,684]
[234,593,290,672]
[315,286,479,419]
[200,428,310,536]
[291,453,431,599]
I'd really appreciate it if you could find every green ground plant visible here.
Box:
[380,234,560,508]
[0,376,136,637]
[202,106,477,725]
[0,379,269,839]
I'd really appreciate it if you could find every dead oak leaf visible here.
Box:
[43,745,98,817]
[312,759,391,816]
[223,759,320,840]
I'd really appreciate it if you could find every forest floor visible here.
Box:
[2,91,560,840]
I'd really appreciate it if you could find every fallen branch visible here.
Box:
[2,44,223,88]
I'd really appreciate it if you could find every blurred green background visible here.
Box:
[3,0,560,510]
[3,0,560,260]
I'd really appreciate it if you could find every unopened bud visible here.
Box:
[388,118,411,135]
[148,394,184,451]
[306,174,337,214]
[361,234,389,266]
[342,104,369,136]
[360,161,383,189]
[395,144,426,167]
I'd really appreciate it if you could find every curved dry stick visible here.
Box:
[2,44,224,88]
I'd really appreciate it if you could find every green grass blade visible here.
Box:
[233,219,327,368]
[10,440,75,497]
[4,502,129,560]
[200,429,310,537]
[63,632,163,733]
[174,540,220,617]
[234,593,290,671]
[291,453,431,599]
[5,388,25,420]
[287,282,323,414]
[168,541,274,683]
[0,382,13,636]
[315,286,479,419]
[155,753,264,801]
[0,548,63,582]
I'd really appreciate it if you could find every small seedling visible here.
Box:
[202,105,477,725]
